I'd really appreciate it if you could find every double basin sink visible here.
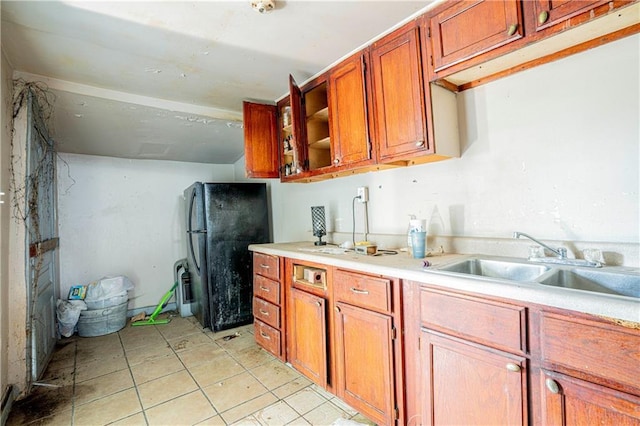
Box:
[431,256,640,299]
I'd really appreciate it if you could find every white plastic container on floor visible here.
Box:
[77,301,128,337]
[84,291,128,310]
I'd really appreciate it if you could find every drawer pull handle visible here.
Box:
[507,23,518,36]
[260,264,270,269]
[350,287,369,295]
[506,363,521,372]
[546,378,560,394]
[538,10,549,25]
[260,331,271,340]
[259,286,270,292]
[259,309,269,316]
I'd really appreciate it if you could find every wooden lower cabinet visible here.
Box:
[334,302,396,425]
[539,369,640,425]
[420,329,527,426]
[288,287,328,387]
[252,253,285,360]
[532,309,640,425]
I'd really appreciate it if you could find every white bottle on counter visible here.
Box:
[407,215,426,257]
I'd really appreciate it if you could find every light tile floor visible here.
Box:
[7,314,376,426]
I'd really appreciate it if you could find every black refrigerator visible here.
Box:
[184,182,270,331]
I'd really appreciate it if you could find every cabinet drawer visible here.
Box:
[420,288,526,353]
[253,252,279,281]
[539,312,640,392]
[254,319,281,357]
[253,297,280,329]
[254,274,280,305]
[334,269,392,314]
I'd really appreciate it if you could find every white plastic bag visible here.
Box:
[85,276,134,302]
[56,299,87,337]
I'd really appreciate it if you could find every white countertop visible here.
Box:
[249,241,640,324]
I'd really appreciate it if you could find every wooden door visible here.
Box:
[242,101,279,178]
[370,23,429,161]
[429,0,524,72]
[533,0,607,31]
[421,330,527,426]
[328,53,372,167]
[334,302,395,425]
[540,370,640,425]
[289,288,327,387]
[26,92,58,381]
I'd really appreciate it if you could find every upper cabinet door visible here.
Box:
[328,52,373,167]
[532,0,607,31]
[429,0,524,73]
[289,75,308,175]
[370,23,429,161]
[242,101,279,179]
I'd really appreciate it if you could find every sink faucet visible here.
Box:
[513,232,567,258]
[513,231,602,268]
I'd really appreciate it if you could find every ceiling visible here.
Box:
[2,1,432,164]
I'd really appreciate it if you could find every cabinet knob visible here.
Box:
[316,301,322,307]
[507,23,518,37]
[415,140,425,147]
[335,306,341,313]
[334,158,340,164]
[538,10,549,25]
[545,378,560,394]
[506,363,521,372]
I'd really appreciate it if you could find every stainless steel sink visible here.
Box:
[437,258,550,282]
[538,268,640,298]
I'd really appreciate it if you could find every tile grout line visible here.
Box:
[155,319,227,424]
[70,339,78,426]
[118,327,150,426]
[57,318,368,425]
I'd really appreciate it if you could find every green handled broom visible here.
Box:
[131,282,178,326]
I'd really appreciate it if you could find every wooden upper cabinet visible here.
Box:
[242,101,279,178]
[286,75,308,177]
[370,22,429,161]
[303,77,333,172]
[532,0,608,31]
[428,0,524,73]
[328,52,373,167]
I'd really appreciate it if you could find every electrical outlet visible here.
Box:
[357,186,368,203]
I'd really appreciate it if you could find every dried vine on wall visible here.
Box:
[9,79,72,391]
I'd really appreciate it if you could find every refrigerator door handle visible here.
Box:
[187,230,207,234]
[187,189,202,275]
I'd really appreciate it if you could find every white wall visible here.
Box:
[243,35,639,258]
[57,154,235,309]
